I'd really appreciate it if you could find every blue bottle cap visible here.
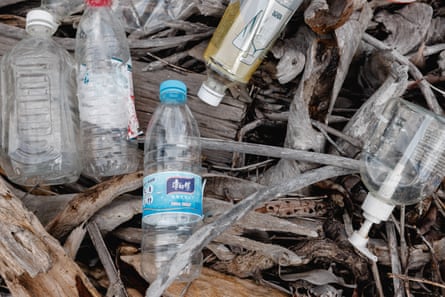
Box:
[159,80,187,103]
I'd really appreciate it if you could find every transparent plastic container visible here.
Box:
[75,0,140,178]
[0,9,81,186]
[349,98,445,261]
[41,0,84,21]
[198,0,303,106]
[142,80,203,282]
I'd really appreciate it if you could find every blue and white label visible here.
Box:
[142,171,203,219]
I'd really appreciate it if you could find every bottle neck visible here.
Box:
[86,0,112,7]
[160,100,186,105]
[160,93,187,105]
[26,25,54,37]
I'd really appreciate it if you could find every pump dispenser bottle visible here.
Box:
[349,98,445,261]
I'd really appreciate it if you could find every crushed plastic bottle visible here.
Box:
[349,98,445,262]
[142,80,203,282]
[198,0,303,106]
[0,8,81,186]
[75,0,140,178]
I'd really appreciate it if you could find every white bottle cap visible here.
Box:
[197,82,225,107]
[26,9,58,35]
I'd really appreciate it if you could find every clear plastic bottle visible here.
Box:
[142,80,203,282]
[75,0,140,178]
[0,9,81,186]
[41,0,84,22]
[349,98,445,261]
[197,0,303,106]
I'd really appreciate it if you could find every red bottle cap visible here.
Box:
[86,0,111,7]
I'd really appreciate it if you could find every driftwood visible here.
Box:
[46,171,144,240]
[0,177,100,297]
[0,1,445,297]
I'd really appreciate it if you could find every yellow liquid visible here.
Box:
[204,1,294,84]
[204,1,263,84]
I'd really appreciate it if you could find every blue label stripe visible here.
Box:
[142,171,202,218]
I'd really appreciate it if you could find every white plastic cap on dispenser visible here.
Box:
[26,9,58,35]
[197,82,225,107]
[348,193,395,262]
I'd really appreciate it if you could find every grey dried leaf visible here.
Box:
[309,284,343,297]
[275,49,305,84]
[374,3,433,55]
[279,268,356,288]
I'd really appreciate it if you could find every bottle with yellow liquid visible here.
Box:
[198,0,303,106]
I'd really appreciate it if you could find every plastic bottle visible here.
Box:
[197,0,303,106]
[75,0,140,178]
[41,0,84,22]
[142,80,203,282]
[349,98,445,262]
[0,9,81,186]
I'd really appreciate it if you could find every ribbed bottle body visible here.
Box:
[1,33,81,186]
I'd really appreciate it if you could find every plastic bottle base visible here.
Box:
[141,252,202,283]
[8,172,80,187]
[82,156,140,177]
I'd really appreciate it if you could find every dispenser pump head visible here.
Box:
[348,193,395,262]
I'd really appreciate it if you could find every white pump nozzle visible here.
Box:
[348,193,395,262]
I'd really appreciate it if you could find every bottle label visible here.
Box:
[78,57,140,139]
[204,0,296,83]
[142,171,203,219]
[232,0,294,65]
[124,61,141,139]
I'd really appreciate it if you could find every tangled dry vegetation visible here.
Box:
[0,0,445,296]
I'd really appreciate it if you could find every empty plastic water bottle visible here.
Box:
[142,80,203,282]
[0,9,81,186]
[75,0,140,178]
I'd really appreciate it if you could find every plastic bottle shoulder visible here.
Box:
[75,7,130,64]
[147,104,200,135]
[5,35,73,66]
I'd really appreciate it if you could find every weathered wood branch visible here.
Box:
[46,171,143,240]
[0,177,101,297]
[0,0,27,9]
[120,255,289,297]
[362,33,443,115]
[201,137,362,170]
[87,221,128,297]
[386,222,405,297]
